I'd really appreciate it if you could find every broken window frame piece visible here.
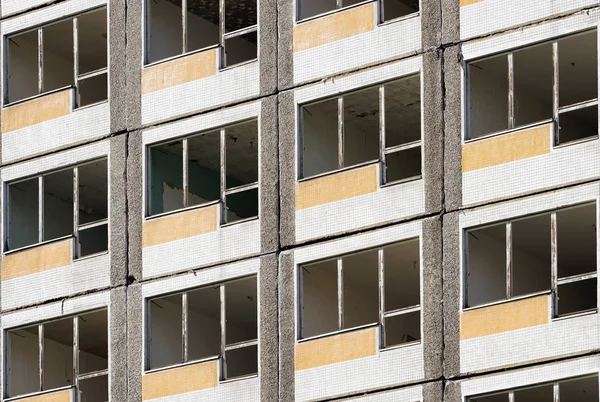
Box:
[144,0,258,67]
[298,240,421,349]
[299,75,422,183]
[466,30,599,143]
[146,120,259,224]
[4,7,108,107]
[146,277,258,381]
[5,310,108,400]
[464,202,598,317]
[296,0,420,23]
[4,158,109,258]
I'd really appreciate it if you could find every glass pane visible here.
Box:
[78,224,108,257]
[343,86,380,167]
[43,318,74,390]
[386,147,422,183]
[148,141,184,215]
[187,0,219,52]
[382,0,419,22]
[78,374,108,402]
[224,31,257,67]
[342,249,378,329]
[187,131,220,206]
[224,188,258,224]
[78,8,108,74]
[384,310,420,347]
[224,0,257,32]
[385,75,421,147]
[188,286,221,361]
[558,106,598,145]
[149,294,182,369]
[78,73,107,107]
[8,178,39,250]
[467,224,506,306]
[43,19,74,92]
[384,239,420,311]
[225,345,257,379]
[225,277,257,344]
[79,160,108,225]
[512,213,551,297]
[8,30,39,103]
[301,98,339,177]
[147,0,182,63]
[7,326,39,398]
[301,259,338,338]
[79,310,108,374]
[557,278,597,317]
[44,169,74,241]
[559,31,598,107]
[557,204,596,278]
[226,121,259,188]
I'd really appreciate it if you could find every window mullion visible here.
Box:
[182,0,188,54]
[337,258,344,331]
[73,17,79,105]
[506,222,512,299]
[338,96,344,169]
[220,129,226,222]
[73,167,79,258]
[379,85,386,184]
[220,284,226,379]
[553,41,560,145]
[73,316,79,387]
[551,212,558,315]
[38,28,44,94]
[219,0,225,65]
[38,323,44,392]
[508,391,515,402]
[507,53,515,129]
[183,138,189,208]
[38,176,44,243]
[182,292,188,363]
[554,382,560,402]
[336,0,343,9]
[378,248,385,347]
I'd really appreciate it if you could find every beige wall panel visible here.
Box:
[296,164,378,210]
[1,89,72,133]
[142,361,218,400]
[142,205,218,248]
[142,49,218,94]
[295,327,377,371]
[16,389,71,402]
[460,0,483,6]
[293,3,375,52]
[460,295,549,340]
[462,124,551,172]
[2,239,72,281]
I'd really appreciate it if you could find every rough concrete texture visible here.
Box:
[110,135,129,286]
[443,45,464,212]
[126,130,144,282]
[109,0,127,134]
[424,380,444,402]
[278,251,296,402]
[259,0,278,95]
[423,216,444,380]
[277,0,294,90]
[261,96,280,254]
[421,0,443,50]
[443,211,461,378]
[278,90,296,248]
[423,49,445,215]
[444,379,462,402]
[125,0,143,131]
[259,253,279,401]
[110,287,128,402]
[441,0,460,45]
[126,283,143,402]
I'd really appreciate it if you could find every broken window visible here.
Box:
[300,74,422,183]
[465,203,597,317]
[146,0,257,67]
[467,30,598,144]
[147,120,259,224]
[147,276,258,380]
[6,8,108,106]
[297,0,419,21]
[469,375,599,402]
[6,310,108,400]
[5,159,109,258]
[299,239,421,348]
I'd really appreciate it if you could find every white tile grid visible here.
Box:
[293,14,421,84]
[1,0,51,17]
[144,376,259,402]
[339,384,422,402]
[459,0,598,41]
[141,61,260,125]
[2,102,110,164]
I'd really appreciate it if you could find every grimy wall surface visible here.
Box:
[0,0,599,401]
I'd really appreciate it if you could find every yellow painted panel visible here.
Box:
[460,295,549,340]
[462,124,551,172]
[296,164,378,210]
[293,3,375,52]
[15,389,71,402]
[2,89,72,133]
[142,205,218,248]
[142,49,217,94]
[142,360,218,400]
[460,0,483,6]
[2,239,72,281]
[295,327,377,371]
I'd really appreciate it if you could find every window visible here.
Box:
[6,310,108,401]
[146,0,257,67]
[469,375,599,402]
[297,0,419,22]
[299,239,420,347]
[147,277,258,380]
[467,30,598,144]
[300,75,422,183]
[6,8,108,106]
[6,159,109,257]
[147,120,259,224]
[465,203,597,316]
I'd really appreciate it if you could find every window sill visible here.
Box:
[221,58,258,72]
[381,339,421,352]
[221,216,259,228]
[220,373,258,384]
[554,134,599,149]
[295,0,375,24]
[4,234,72,256]
[144,44,220,69]
[552,308,597,322]
[463,290,552,313]
[75,250,108,262]
[3,85,74,109]
[5,385,74,402]
[145,355,220,375]
[380,174,422,188]
[465,119,553,144]
[145,200,220,222]
[298,160,379,183]
[379,11,420,26]
[298,322,379,344]
[75,99,108,111]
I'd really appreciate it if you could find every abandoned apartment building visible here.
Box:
[0,0,600,401]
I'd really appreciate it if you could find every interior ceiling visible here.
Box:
[168,0,257,32]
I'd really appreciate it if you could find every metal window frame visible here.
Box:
[5,7,108,107]
[4,310,108,400]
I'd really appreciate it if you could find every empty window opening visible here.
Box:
[6,310,108,400]
[465,203,598,316]
[147,277,258,380]
[6,8,107,106]
[381,0,419,22]
[467,30,598,144]
[297,0,418,21]
[300,75,422,183]
[299,240,421,348]
[146,0,257,67]
[147,120,259,224]
[6,159,109,258]
[560,376,599,401]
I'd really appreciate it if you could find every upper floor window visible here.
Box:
[147,276,258,380]
[297,0,419,22]
[467,30,598,144]
[6,7,108,106]
[469,374,598,401]
[147,120,258,224]
[145,0,257,67]
[6,159,108,256]
[299,239,421,347]
[6,310,108,400]
[465,203,597,316]
[300,75,422,183]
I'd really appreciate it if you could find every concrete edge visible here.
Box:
[443,211,461,378]
[125,0,143,131]
[127,130,143,282]
[277,0,294,90]
[110,286,128,402]
[278,251,295,402]
[278,90,296,248]
[109,0,127,134]
[259,253,279,401]
[260,96,280,254]
[259,0,278,95]
[110,134,128,286]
